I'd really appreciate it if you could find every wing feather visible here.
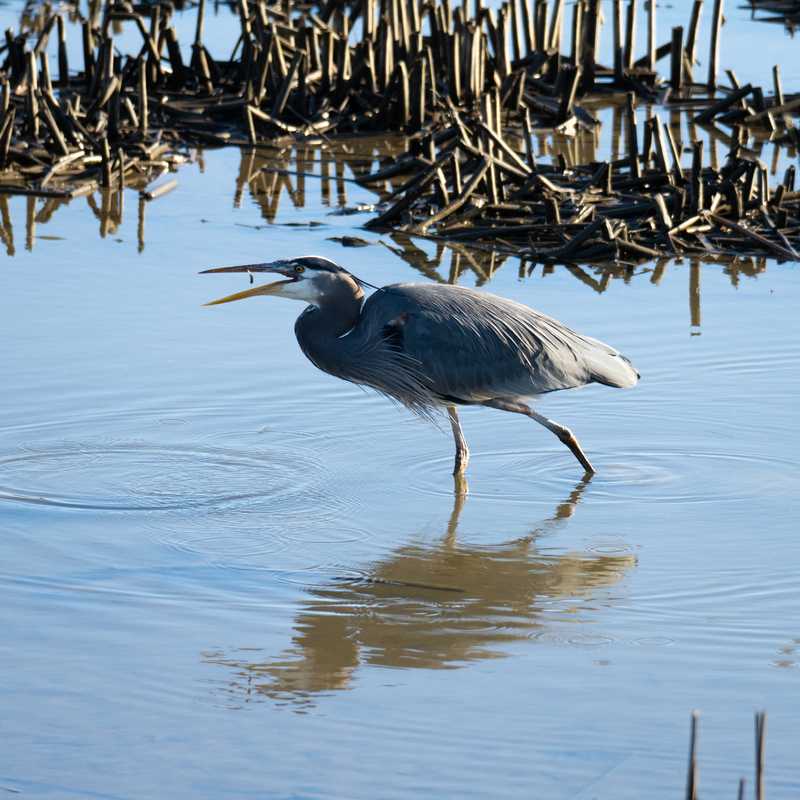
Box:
[360,284,638,403]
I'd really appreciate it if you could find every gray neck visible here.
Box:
[294,277,365,376]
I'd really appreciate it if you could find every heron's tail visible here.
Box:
[581,338,640,389]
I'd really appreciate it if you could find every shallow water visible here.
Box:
[2,2,800,798]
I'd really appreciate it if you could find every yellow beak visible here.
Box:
[204,279,293,306]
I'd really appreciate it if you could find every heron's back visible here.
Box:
[363,283,638,403]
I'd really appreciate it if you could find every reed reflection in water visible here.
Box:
[0,130,776,337]
[204,478,635,709]
[234,136,773,337]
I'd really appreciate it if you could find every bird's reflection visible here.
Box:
[204,478,636,708]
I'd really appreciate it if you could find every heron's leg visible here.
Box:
[528,408,596,474]
[447,405,470,477]
[481,398,596,475]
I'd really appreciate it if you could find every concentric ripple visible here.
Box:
[403,448,800,505]
[0,442,310,511]
[0,438,367,570]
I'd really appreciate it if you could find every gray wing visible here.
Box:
[361,283,639,403]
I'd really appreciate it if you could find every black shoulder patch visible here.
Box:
[381,312,409,352]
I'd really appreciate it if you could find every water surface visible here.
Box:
[2,2,800,798]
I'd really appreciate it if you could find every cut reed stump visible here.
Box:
[685,711,770,800]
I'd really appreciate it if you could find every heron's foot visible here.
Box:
[557,429,596,475]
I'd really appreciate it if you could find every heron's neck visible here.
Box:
[294,286,365,374]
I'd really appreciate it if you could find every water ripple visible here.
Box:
[402,448,800,505]
[0,442,312,512]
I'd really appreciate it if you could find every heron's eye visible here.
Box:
[294,264,305,274]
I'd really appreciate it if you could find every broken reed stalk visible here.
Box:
[707,0,724,90]
[141,178,178,201]
[755,711,767,800]
[686,710,699,800]
[648,0,657,73]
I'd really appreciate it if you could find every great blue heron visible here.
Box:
[202,255,639,478]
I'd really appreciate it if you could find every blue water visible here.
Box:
[1,2,800,798]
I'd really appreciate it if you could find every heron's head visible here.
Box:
[201,256,364,307]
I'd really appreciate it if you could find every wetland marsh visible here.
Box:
[1,1,800,797]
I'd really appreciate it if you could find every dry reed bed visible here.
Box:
[1,0,799,262]
[360,95,800,262]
